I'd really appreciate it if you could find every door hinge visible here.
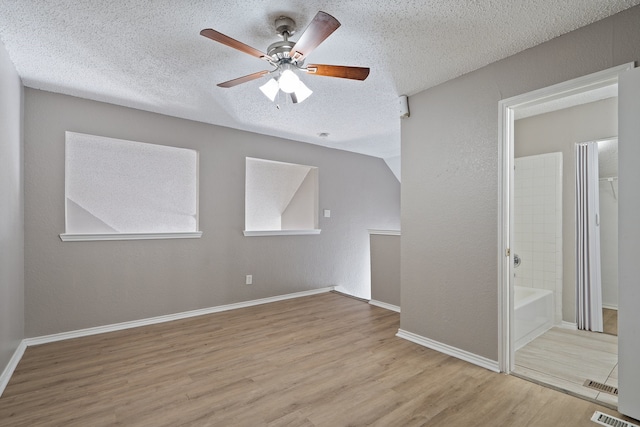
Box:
[506,248,511,257]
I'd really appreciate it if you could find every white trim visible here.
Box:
[332,286,358,297]
[499,63,633,112]
[369,300,401,312]
[60,231,203,241]
[368,229,401,236]
[497,62,634,374]
[560,321,578,330]
[497,93,514,374]
[602,304,618,311]
[24,287,335,346]
[0,341,27,398]
[243,229,321,237]
[396,329,500,373]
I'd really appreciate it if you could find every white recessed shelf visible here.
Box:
[245,157,319,237]
[63,132,200,239]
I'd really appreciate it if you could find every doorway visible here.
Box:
[497,63,633,377]
[511,131,619,406]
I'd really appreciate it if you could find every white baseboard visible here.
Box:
[602,304,618,311]
[24,287,335,347]
[0,340,27,398]
[369,300,400,313]
[332,286,359,298]
[560,321,578,330]
[396,329,500,373]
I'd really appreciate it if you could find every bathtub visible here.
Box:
[514,285,554,351]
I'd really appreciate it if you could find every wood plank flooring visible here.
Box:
[0,292,633,426]
[514,327,618,407]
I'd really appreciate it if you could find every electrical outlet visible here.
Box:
[245,275,253,285]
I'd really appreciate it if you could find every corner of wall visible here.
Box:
[0,37,26,386]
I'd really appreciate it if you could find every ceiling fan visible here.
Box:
[200,11,370,104]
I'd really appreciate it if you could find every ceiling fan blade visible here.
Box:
[306,64,370,81]
[200,29,267,60]
[289,11,340,62]
[217,71,270,88]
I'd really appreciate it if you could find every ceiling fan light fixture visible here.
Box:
[260,68,313,104]
[259,78,279,101]
[278,69,300,93]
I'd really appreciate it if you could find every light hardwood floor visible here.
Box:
[514,327,618,407]
[0,292,633,426]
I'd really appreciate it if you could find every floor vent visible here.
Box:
[584,379,619,395]
[591,411,639,427]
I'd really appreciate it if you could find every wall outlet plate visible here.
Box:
[246,275,252,285]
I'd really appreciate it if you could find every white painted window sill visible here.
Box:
[59,232,203,242]
[243,229,321,237]
[368,229,401,236]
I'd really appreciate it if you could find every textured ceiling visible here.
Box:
[1,1,639,162]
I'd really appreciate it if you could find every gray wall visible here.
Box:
[401,5,640,361]
[0,41,24,371]
[370,234,400,307]
[514,98,617,322]
[24,89,400,337]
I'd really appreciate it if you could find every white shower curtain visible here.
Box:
[575,142,603,332]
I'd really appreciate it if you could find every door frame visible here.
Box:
[497,62,634,373]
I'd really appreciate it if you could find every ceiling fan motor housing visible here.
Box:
[267,40,295,61]
[274,16,295,37]
[269,16,296,61]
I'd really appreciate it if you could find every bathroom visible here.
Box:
[511,94,619,403]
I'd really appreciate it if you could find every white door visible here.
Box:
[618,65,640,420]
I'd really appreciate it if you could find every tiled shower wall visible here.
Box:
[514,152,563,324]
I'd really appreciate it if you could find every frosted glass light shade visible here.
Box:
[259,78,279,101]
[292,81,313,103]
[278,69,300,93]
